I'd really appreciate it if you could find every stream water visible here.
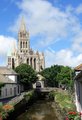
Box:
[16,100,58,120]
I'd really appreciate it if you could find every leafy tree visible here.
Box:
[40,65,74,90]
[40,65,62,87]
[57,66,74,90]
[15,64,38,90]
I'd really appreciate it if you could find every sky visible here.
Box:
[1,0,82,68]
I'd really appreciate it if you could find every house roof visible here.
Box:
[0,67,17,75]
[0,74,16,83]
[74,64,82,71]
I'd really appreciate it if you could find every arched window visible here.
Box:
[34,58,36,70]
[27,58,29,65]
[20,41,22,48]
[26,42,27,48]
[30,58,32,67]
[12,58,15,69]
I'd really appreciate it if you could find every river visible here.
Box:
[16,100,58,120]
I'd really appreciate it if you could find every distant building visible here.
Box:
[0,67,22,99]
[7,17,45,72]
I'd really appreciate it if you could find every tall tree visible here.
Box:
[57,66,74,89]
[15,64,38,90]
[40,65,62,87]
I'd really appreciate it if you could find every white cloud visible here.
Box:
[45,49,82,67]
[76,4,82,14]
[8,0,82,67]
[0,35,17,65]
[10,0,80,48]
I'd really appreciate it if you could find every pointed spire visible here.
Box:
[19,16,26,32]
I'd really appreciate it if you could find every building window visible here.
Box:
[34,58,36,70]
[26,42,27,48]
[27,58,29,65]
[5,89,7,96]
[12,58,15,69]
[14,87,16,96]
[10,88,12,95]
[20,41,22,48]
[30,58,32,67]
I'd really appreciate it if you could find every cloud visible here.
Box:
[76,4,82,14]
[0,35,17,66]
[10,0,80,48]
[72,31,82,52]
[8,0,82,67]
[45,49,82,67]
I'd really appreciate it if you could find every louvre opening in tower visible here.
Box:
[7,17,45,72]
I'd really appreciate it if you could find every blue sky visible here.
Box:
[1,0,82,67]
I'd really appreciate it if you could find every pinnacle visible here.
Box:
[19,16,26,32]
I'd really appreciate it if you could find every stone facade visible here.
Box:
[7,17,45,72]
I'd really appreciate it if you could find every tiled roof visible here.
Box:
[74,64,82,71]
[0,74,16,83]
[0,67,17,75]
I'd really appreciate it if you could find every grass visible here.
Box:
[54,90,76,112]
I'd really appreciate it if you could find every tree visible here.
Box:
[40,65,62,87]
[15,64,38,90]
[40,65,74,90]
[57,66,74,90]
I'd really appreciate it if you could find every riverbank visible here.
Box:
[0,88,77,120]
[52,89,76,119]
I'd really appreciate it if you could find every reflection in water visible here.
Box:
[16,101,58,120]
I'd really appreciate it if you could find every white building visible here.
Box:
[0,67,21,99]
[7,17,45,72]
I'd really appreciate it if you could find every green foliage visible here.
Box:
[40,65,62,87]
[48,91,55,100]
[57,66,74,90]
[55,90,76,111]
[24,90,37,101]
[40,65,74,90]
[15,64,38,89]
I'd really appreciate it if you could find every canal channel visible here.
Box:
[16,100,59,120]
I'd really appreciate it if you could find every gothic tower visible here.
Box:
[7,17,45,72]
[18,17,30,53]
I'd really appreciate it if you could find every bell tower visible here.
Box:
[18,17,30,53]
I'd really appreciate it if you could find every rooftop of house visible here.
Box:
[0,67,17,75]
[0,74,16,83]
[74,64,82,71]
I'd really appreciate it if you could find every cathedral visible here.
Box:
[7,18,45,72]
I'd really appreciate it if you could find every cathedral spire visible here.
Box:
[19,16,26,32]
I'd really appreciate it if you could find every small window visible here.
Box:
[10,88,12,95]
[5,89,7,96]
